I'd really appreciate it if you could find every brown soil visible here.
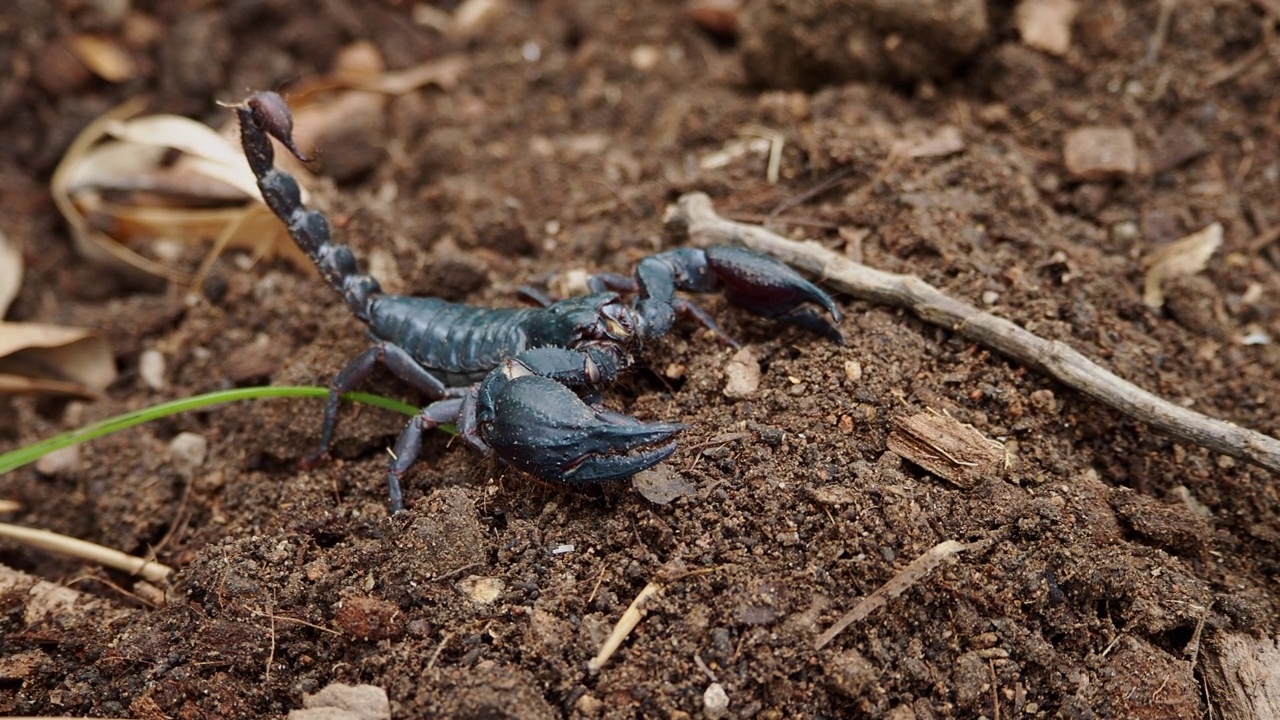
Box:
[3,2,1279,718]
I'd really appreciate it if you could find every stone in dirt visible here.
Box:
[1063,126,1138,179]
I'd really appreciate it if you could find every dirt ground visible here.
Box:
[2,1,1280,718]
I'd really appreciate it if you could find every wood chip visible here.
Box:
[1201,632,1280,720]
[886,411,1004,488]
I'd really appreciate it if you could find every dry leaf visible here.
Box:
[1142,222,1223,309]
[69,34,139,83]
[363,55,467,96]
[108,115,250,168]
[0,229,20,317]
[51,44,465,285]
[0,322,116,398]
[51,98,183,280]
[52,99,310,282]
[288,43,466,104]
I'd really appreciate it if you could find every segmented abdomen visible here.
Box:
[366,296,538,382]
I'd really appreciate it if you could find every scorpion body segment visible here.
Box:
[237,91,841,512]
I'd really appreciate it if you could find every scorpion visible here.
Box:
[236,91,842,513]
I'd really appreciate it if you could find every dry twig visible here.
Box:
[587,580,662,673]
[666,192,1280,475]
[0,522,173,583]
[814,539,982,649]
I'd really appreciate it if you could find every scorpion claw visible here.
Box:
[483,376,685,484]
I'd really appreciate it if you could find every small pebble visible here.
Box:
[168,432,208,470]
[703,683,729,720]
[1110,220,1140,244]
[574,693,604,717]
[1063,126,1138,179]
[844,360,862,383]
[457,575,504,604]
[1241,330,1271,346]
[289,682,391,720]
[629,44,661,71]
[1016,0,1079,56]
[36,445,81,477]
[139,349,167,390]
[723,347,760,398]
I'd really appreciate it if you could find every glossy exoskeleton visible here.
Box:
[236,91,841,512]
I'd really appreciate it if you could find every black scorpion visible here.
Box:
[237,92,842,512]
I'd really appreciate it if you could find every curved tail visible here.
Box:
[236,92,381,321]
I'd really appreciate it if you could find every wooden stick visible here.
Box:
[0,522,173,583]
[666,192,1280,474]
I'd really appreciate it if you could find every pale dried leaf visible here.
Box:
[0,229,20,317]
[82,199,256,243]
[1142,222,1223,309]
[363,55,468,95]
[290,54,468,104]
[69,34,138,83]
[69,161,252,204]
[106,114,247,169]
[53,98,313,281]
[51,98,186,280]
[61,141,167,196]
[0,322,116,397]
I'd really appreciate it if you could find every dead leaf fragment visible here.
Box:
[886,411,1004,488]
[633,465,697,505]
[69,34,139,83]
[0,229,20,316]
[1142,222,1222,309]
[52,98,312,282]
[0,322,117,397]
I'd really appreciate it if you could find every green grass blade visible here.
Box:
[0,386,426,476]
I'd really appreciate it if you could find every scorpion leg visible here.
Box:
[597,245,843,343]
[307,341,458,464]
[701,245,844,342]
[476,347,686,484]
[387,397,465,513]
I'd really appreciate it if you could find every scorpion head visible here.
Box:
[526,293,644,356]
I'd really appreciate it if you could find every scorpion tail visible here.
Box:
[237,92,381,321]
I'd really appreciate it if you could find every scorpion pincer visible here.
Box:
[236,91,842,513]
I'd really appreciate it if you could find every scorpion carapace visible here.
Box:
[237,91,842,512]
